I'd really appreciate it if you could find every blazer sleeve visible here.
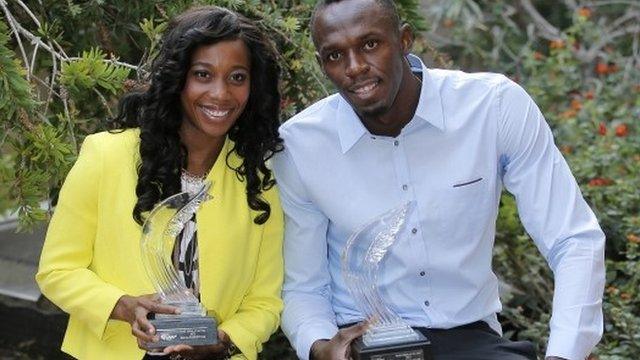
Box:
[36,134,126,340]
[218,186,285,360]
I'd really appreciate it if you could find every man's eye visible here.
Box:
[364,40,378,50]
[327,52,342,62]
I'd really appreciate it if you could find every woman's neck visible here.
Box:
[180,129,225,177]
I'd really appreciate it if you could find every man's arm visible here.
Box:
[497,77,606,360]
[272,147,341,360]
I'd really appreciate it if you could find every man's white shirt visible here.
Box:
[273,57,605,360]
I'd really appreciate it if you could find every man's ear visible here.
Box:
[399,23,414,55]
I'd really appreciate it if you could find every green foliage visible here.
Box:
[424,1,639,357]
[0,20,36,120]
[60,48,130,95]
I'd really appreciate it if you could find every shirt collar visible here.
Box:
[336,96,368,153]
[336,54,446,154]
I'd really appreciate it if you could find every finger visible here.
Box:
[217,329,230,343]
[163,344,194,354]
[134,308,156,335]
[143,300,181,315]
[337,322,369,344]
[136,337,156,352]
[132,321,156,343]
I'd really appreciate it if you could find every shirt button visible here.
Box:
[393,140,399,146]
[419,271,426,276]
[402,184,408,191]
[424,300,430,307]
[411,228,418,234]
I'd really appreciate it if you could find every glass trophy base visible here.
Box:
[147,315,217,348]
[351,329,432,360]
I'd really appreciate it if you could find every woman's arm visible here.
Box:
[217,186,285,360]
[36,135,127,340]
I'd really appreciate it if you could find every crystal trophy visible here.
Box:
[341,202,432,360]
[140,181,217,349]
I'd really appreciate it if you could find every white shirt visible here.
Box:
[272,57,605,360]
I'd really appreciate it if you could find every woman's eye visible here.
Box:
[364,40,378,50]
[194,70,209,79]
[230,73,247,82]
[327,52,342,62]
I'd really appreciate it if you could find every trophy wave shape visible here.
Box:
[140,181,213,315]
[341,201,421,347]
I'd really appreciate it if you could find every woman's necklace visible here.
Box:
[181,168,209,195]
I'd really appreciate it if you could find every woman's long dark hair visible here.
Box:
[109,6,283,225]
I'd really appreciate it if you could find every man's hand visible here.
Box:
[110,294,180,349]
[310,322,369,360]
[162,329,232,360]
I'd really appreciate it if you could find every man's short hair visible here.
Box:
[310,0,402,39]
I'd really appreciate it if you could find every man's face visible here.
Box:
[313,0,409,119]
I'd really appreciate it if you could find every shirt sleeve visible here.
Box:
[218,186,285,360]
[497,77,606,360]
[272,146,339,360]
[35,134,126,341]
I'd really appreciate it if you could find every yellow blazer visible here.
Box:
[36,129,284,360]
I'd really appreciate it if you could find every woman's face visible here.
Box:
[180,39,251,144]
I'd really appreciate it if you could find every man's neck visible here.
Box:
[361,68,422,137]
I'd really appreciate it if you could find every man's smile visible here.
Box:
[348,79,381,101]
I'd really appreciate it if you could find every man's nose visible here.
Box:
[345,51,370,78]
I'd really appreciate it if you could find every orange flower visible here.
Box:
[560,145,573,154]
[549,39,565,49]
[533,51,545,61]
[620,293,631,300]
[595,62,609,75]
[627,234,640,244]
[588,177,613,187]
[595,62,619,75]
[577,7,593,19]
[442,18,455,28]
[584,90,595,100]
[598,122,607,135]
[615,123,628,137]
[570,99,582,111]
[560,109,578,119]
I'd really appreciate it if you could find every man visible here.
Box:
[272,0,605,359]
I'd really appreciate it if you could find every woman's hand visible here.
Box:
[110,294,180,349]
[162,329,232,360]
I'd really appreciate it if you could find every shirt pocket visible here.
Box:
[435,176,492,244]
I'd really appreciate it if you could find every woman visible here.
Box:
[36,6,284,360]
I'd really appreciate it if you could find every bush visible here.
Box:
[422,1,639,357]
